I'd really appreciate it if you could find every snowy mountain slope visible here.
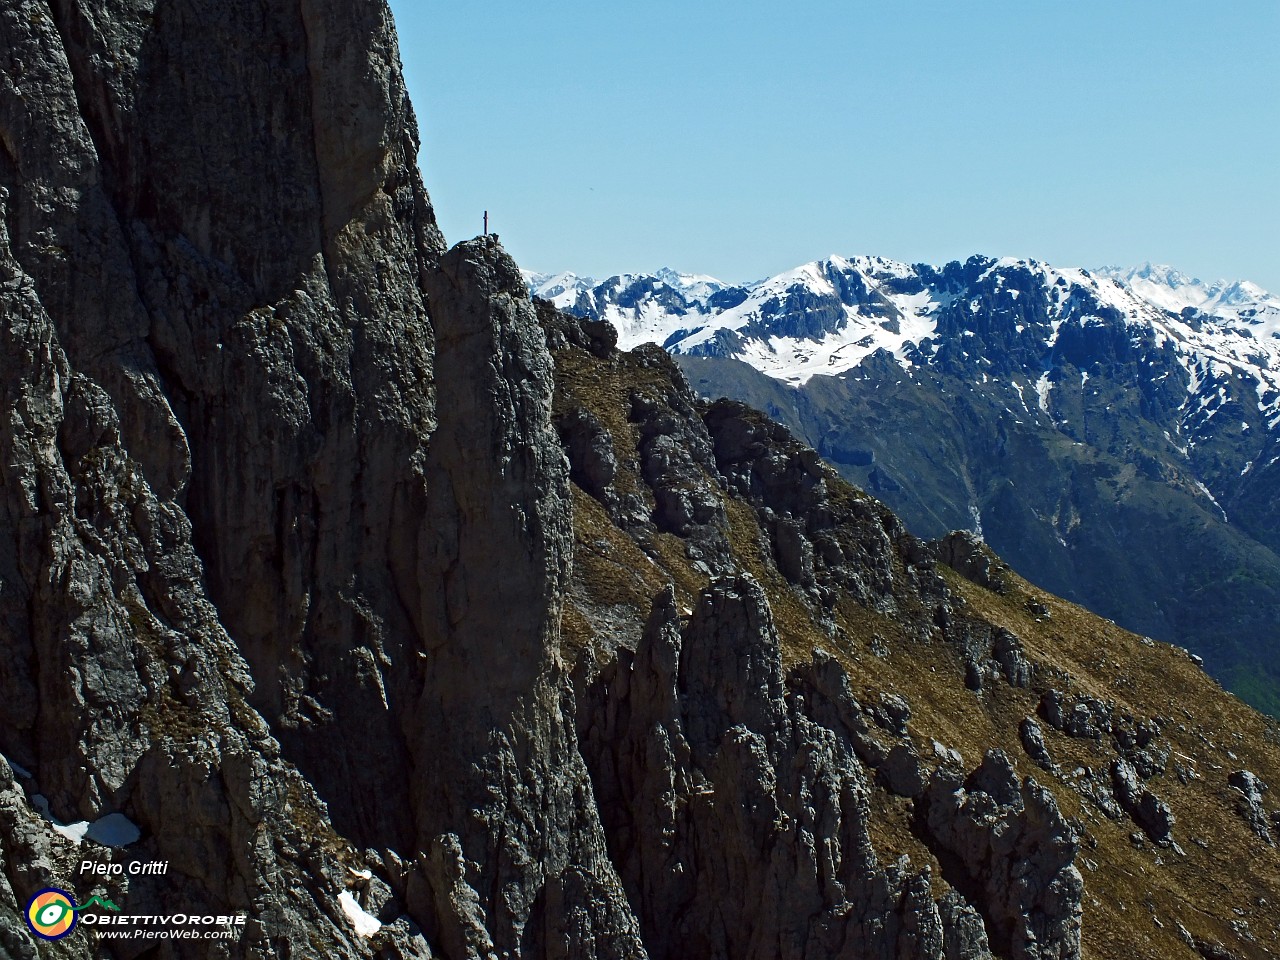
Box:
[1097,263,1280,330]
[528,256,1280,427]
[525,268,720,348]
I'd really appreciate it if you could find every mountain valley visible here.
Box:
[529,258,1280,713]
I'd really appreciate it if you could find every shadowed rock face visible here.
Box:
[2,0,442,841]
[407,237,643,959]
[577,580,1004,960]
[0,2,641,956]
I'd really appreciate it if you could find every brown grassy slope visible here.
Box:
[550,328,1280,960]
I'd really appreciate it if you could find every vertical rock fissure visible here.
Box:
[295,0,340,308]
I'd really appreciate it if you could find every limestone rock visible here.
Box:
[557,406,620,502]
[410,237,644,958]
[1111,760,1175,844]
[924,751,1083,960]
[1021,718,1056,772]
[0,4,635,956]
[936,531,1011,594]
[1228,770,1273,845]
[579,580,1000,959]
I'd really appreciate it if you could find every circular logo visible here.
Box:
[26,888,78,940]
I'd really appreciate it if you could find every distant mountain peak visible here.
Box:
[1095,263,1280,333]
[653,265,722,286]
[1100,262,1201,288]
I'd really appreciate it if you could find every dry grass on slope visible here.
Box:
[553,333,1280,960]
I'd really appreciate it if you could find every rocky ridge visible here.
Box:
[547,306,1280,960]
[537,256,1280,714]
[0,3,1278,960]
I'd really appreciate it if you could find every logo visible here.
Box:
[26,888,79,940]
[24,889,120,941]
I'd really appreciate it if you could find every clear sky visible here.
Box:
[387,1,1279,291]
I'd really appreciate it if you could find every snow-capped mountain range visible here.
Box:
[526,256,1280,429]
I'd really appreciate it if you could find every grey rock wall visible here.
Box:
[0,2,639,957]
[577,575,1064,960]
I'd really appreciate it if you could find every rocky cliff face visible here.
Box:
[0,1,641,956]
[2,3,1280,960]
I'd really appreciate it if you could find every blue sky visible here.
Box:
[388,1,1279,290]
